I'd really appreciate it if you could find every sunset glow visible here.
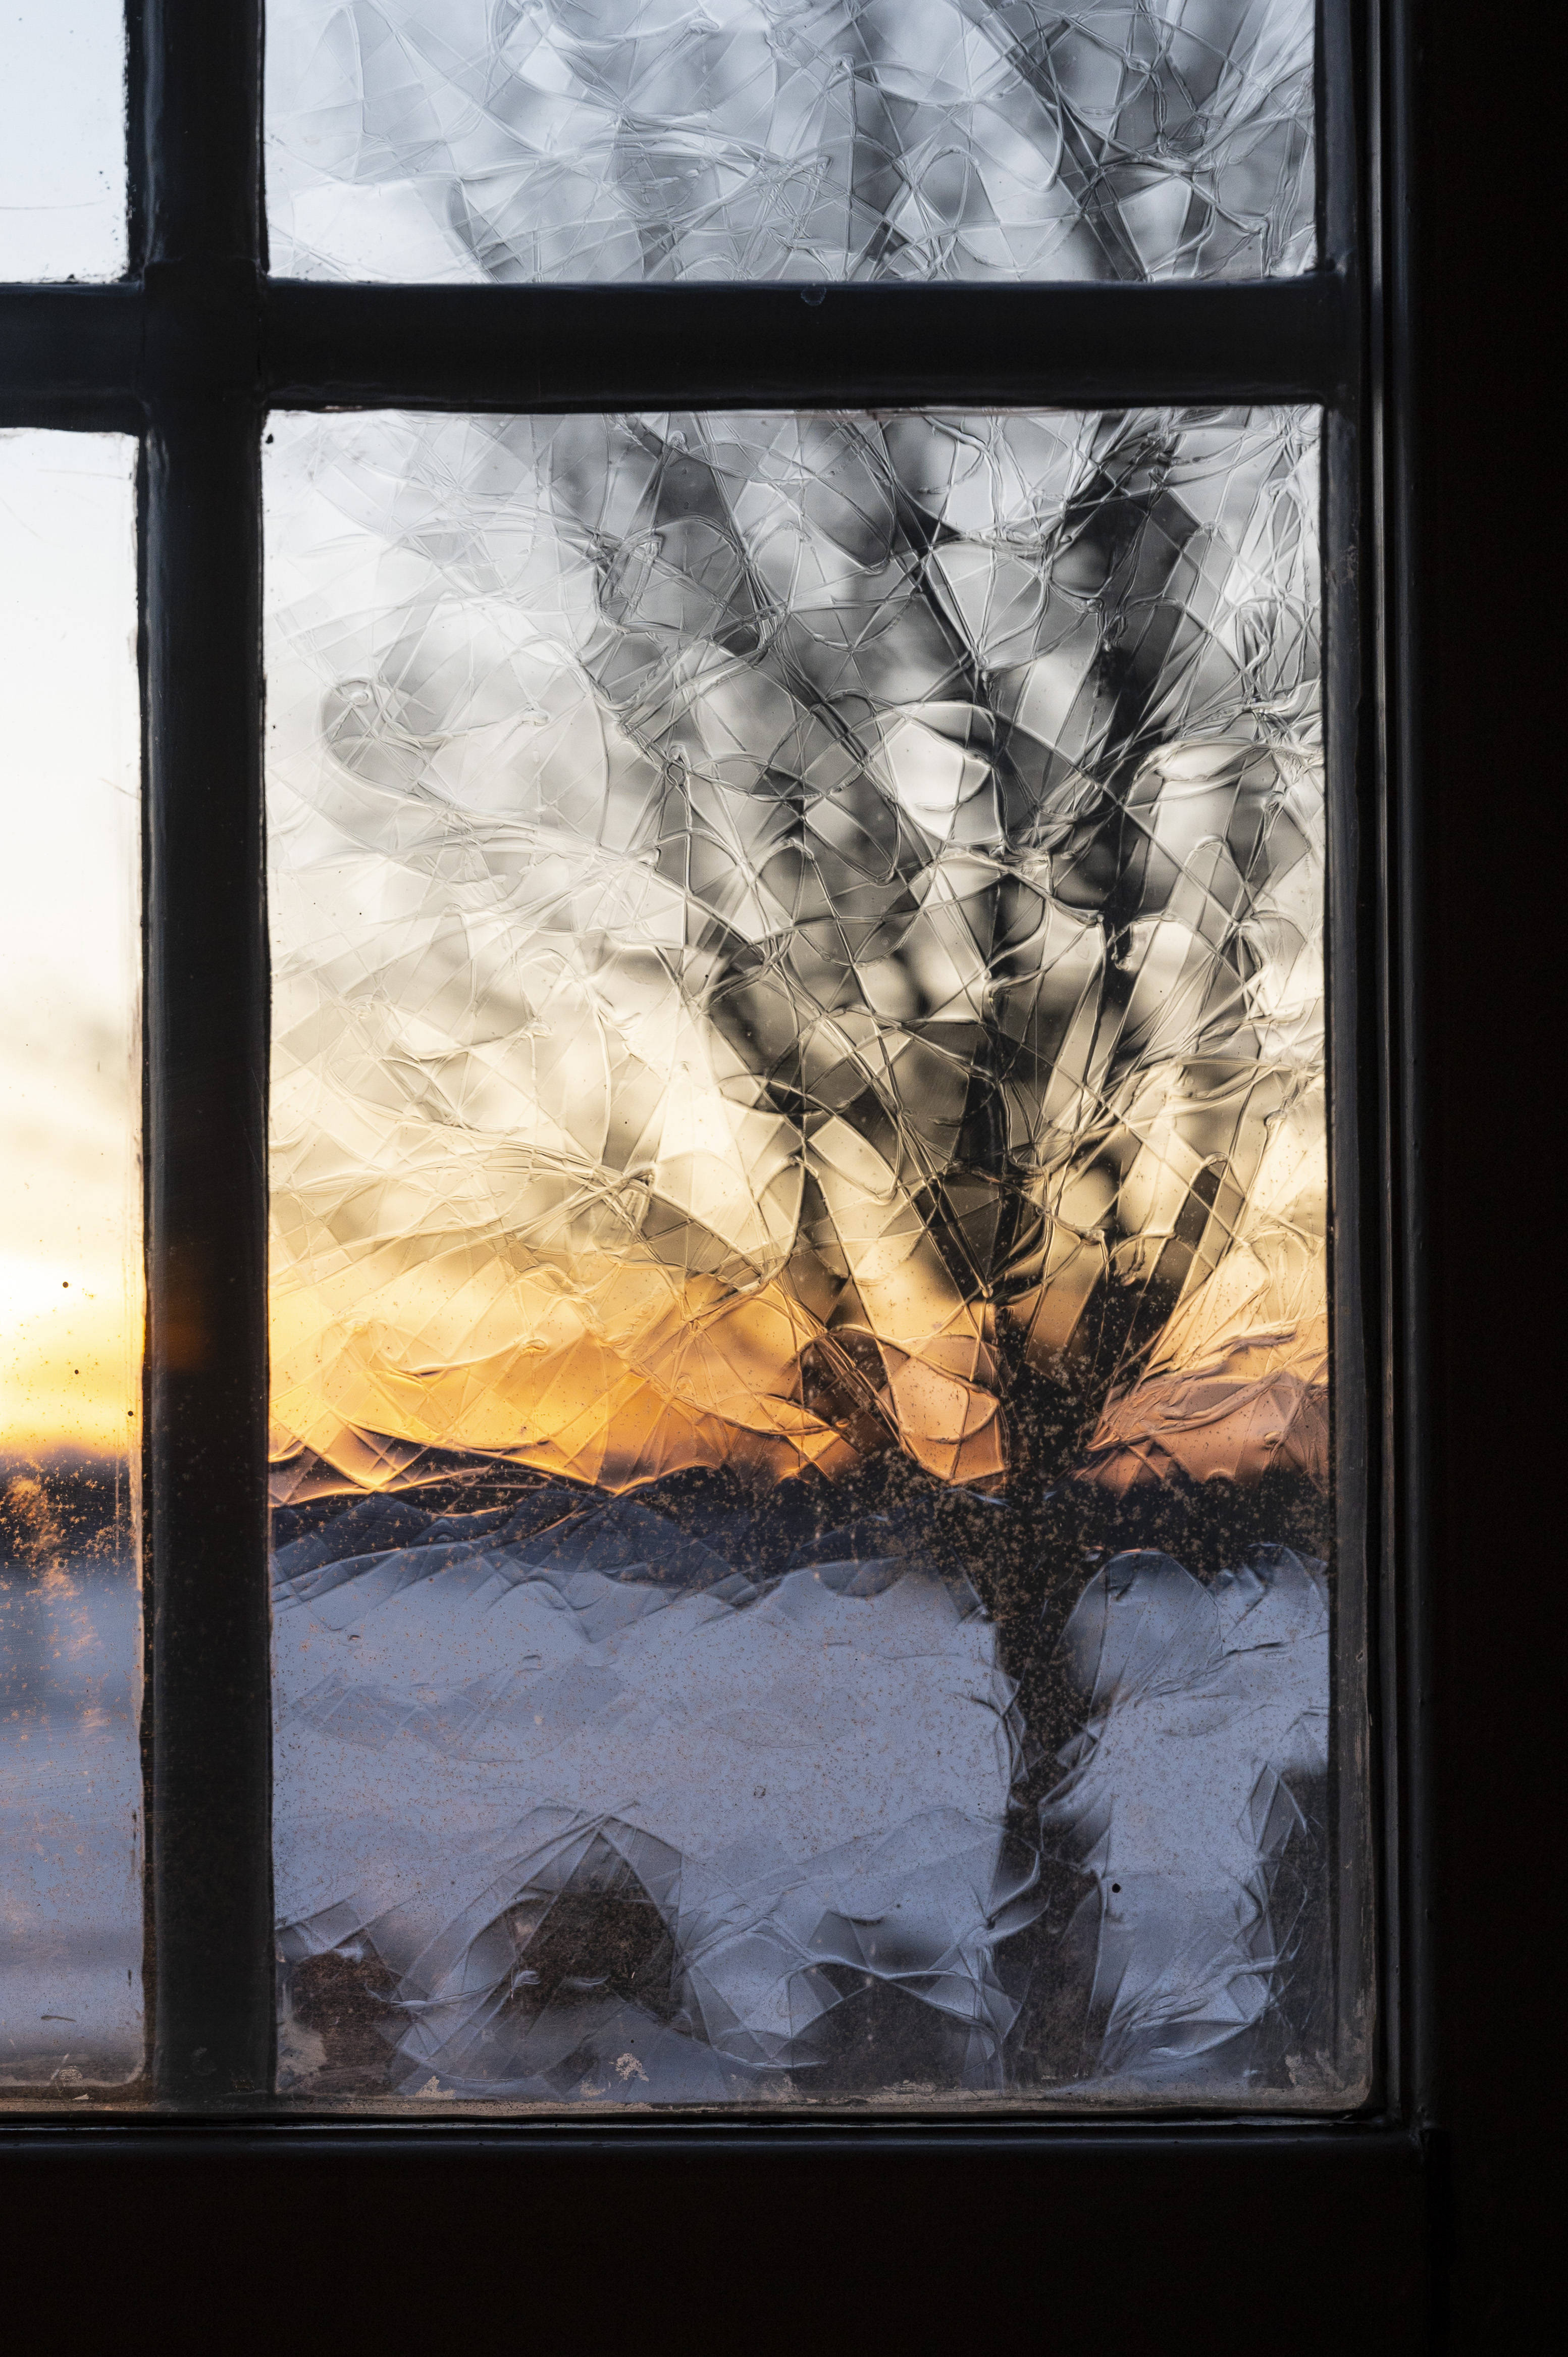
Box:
[0,433,140,1459]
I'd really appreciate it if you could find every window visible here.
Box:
[1,0,1385,2137]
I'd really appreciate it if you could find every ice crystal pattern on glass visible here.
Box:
[266,1,1315,283]
[267,407,1345,2105]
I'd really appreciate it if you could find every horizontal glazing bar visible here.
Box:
[0,286,142,425]
[2,2125,1421,2158]
[2,275,1354,420]
[267,277,1353,411]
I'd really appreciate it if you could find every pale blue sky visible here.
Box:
[0,3,126,280]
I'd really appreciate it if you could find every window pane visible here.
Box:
[267,406,1361,2110]
[266,2,1315,284]
[1,433,142,2098]
[0,3,126,281]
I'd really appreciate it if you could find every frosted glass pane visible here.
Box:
[267,407,1360,2111]
[266,2,1314,284]
[0,3,127,281]
[1,433,142,2097]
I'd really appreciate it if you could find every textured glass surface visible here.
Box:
[1,434,142,2096]
[266,1,1315,284]
[0,3,126,280]
[267,407,1356,2109]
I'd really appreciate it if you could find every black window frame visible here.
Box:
[4,2,1543,2338]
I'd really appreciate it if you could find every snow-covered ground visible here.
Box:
[0,1564,142,2090]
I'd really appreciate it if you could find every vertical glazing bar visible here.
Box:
[142,1,270,2103]
[1319,0,1361,280]
[1325,403,1375,2099]
[1374,0,1430,2146]
[1319,0,1374,2101]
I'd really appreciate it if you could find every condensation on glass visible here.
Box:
[1,433,142,2098]
[266,406,1363,2110]
[266,2,1315,285]
[0,3,127,281]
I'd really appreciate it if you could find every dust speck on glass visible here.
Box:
[265,404,1353,2109]
[264,1,1316,284]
